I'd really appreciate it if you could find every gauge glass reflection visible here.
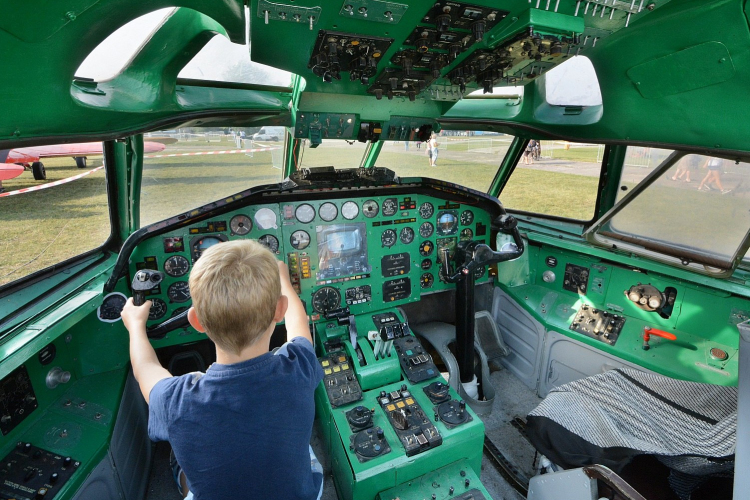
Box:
[341,201,359,220]
[362,200,379,218]
[255,208,278,229]
[295,204,315,224]
[319,202,338,222]
[290,230,311,250]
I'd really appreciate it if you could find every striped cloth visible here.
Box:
[527,368,736,499]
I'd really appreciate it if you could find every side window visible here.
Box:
[0,143,110,287]
[501,140,602,220]
[376,131,512,192]
[139,127,285,227]
[610,148,750,263]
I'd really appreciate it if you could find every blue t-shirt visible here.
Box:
[148,337,324,500]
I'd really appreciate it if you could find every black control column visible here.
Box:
[440,215,524,383]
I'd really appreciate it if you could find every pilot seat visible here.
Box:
[525,368,736,500]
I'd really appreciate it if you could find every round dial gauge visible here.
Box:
[254,208,278,229]
[362,200,379,218]
[148,298,168,321]
[164,255,190,277]
[381,229,397,248]
[319,202,338,222]
[382,198,398,216]
[167,282,191,303]
[460,210,474,226]
[419,222,434,238]
[400,227,415,245]
[437,212,458,235]
[419,241,434,257]
[421,273,435,289]
[295,204,315,224]
[421,258,432,270]
[460,228,474,241]
[341,201,359,220]
[312,287,341,314]
[171,307,189,318]
[419,202,434,219]
[230,214,253,235]
[258,235,279,253]
[290,230,311,250]
[98,292,127,322]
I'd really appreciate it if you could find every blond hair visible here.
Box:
[189,239,280,354]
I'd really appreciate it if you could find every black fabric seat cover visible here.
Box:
[526,368,736,499]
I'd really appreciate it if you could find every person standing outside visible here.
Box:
[428,133,439,167]
[698,157,731,194]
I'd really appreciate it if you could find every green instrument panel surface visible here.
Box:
[129,192,492,345]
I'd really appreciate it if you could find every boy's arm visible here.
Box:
[278,261,312,344]
[121,298,172,404]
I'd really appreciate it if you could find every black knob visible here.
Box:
[401,384,407,392]
[50,472,59,483]
[465,478,470,487]
[471,20,486,42]
[376,428,384,439]
[63,457,72,468]
[380,391,387,398]
[459,401,466,411]
[436,13,451,32]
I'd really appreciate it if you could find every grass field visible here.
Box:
[3,135,748,287]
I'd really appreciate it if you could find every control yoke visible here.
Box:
[129,270,190,339]
[439,214,524,283]
[441,214,525,385]
[131,270,164,306]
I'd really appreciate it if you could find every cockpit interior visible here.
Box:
[1,1,749,500]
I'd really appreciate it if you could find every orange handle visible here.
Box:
[643,327,677,341]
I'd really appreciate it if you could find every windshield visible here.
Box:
[375,131,511,192]
[140,127,285,227]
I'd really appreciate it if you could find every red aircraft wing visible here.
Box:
[3,141,166,163]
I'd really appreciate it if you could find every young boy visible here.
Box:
[121,240,324,500]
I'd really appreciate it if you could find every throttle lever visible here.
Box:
[131,270,164,306]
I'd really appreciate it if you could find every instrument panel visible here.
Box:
[128,194,492,327]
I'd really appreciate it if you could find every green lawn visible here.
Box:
[4,135,747,287]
